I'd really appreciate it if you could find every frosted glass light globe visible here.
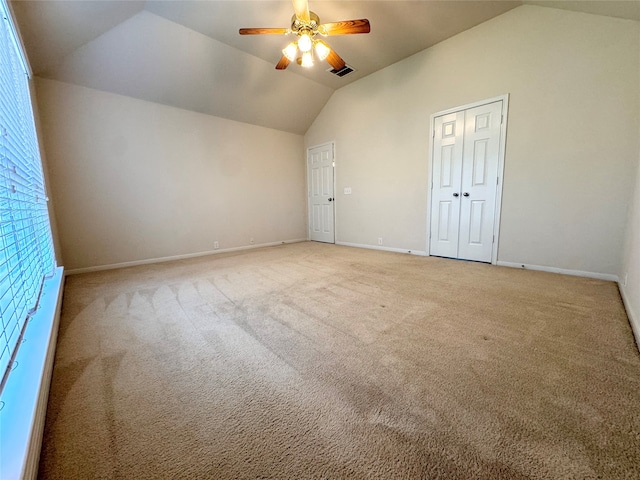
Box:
[298,33,312,53]
[301,51,314,67]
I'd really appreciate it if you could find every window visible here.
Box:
[0,0,55,391]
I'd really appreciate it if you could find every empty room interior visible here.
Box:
[1,0,640,478]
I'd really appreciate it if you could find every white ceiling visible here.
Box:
[10,0,640,134]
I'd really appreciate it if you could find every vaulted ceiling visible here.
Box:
[10,0,640,134]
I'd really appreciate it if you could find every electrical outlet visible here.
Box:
[378,237,383,245]
[214,241,219,250]
[250,238,254,245]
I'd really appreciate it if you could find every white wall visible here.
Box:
[305,5,640,276]
[36,78,306,271]
[621,151,640,347]
[620,37,640,347]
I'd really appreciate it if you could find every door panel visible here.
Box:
[308,144,334,243]
[472,139,488,186]
[437,201,454,241]
[440,145,455,187]
[468,200,485,244]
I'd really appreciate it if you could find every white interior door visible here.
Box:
[308,143,335,243]
[458,102,502,262]
[429,100,504,263]
[429,111,465,259]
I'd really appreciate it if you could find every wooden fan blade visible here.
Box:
[326,49,346,71]
[318,19,370,35]
[275,56,291,70]
[292,0,310,23]
[239,27,288,35]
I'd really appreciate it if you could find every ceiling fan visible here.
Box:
[239,0,370,71]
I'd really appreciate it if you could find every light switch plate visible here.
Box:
[344,187,352,195]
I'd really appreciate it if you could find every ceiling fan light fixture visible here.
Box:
[314,40,330,61]
[239,0,371,71]
[298,32,313,52]
[301,51,314,67]
[282,42,298,61]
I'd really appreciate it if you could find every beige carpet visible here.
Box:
[39,242,640,479]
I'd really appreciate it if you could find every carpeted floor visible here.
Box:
[39,242,640,479]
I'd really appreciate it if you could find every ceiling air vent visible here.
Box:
[327,65,355,77]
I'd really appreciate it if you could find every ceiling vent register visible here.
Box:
[328,65,355,77]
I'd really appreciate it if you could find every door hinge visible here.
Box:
[501,115,504,124]
[496,176,499,185]
[493,235,495,243]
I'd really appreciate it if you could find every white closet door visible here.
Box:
[457,102,502,262]
[429,111,465,259]
[429,100,503,263]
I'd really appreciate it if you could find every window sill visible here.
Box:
[0,267,64,480]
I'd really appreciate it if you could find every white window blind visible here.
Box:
[0,0,55,389]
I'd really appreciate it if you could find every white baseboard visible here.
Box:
[496,261,619,282]
[335,241,427,256]
[330,246,618,282]
[618,284,640,352]
[0,267,64,480]
[65,239,307,275]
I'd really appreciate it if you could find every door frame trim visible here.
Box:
[426,94,509,264]
[306,141,336,243]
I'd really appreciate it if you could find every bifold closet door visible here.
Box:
[429,101,502,263]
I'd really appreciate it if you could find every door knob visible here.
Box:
[463,192,470,197]
[328,198,333,202]
[452,193,459,197]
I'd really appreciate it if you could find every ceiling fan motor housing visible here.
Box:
[291,12,320,34]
